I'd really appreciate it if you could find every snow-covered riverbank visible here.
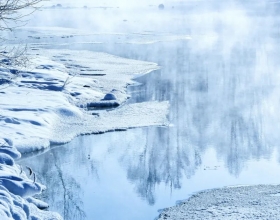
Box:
[157,184,280,219]
[1,48,169,153]
[0,47,169,218]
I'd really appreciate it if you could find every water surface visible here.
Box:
[19,3,280,220]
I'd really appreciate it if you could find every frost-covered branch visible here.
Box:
[0,0,44,31]
[0,0,44,87]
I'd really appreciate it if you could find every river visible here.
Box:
[19,2,280,220]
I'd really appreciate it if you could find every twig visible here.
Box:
[26,166,33,176]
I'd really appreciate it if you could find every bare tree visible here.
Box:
[0,0,44,29]
[0,0,44,88]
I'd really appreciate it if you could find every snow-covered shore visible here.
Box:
[157,184,280,219]
[1,48,169,153]
[0,47,169,218]
[0,138,62,219]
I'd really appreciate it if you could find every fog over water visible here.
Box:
[18,1,280,219]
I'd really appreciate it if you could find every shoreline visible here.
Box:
[1,48,168,154]
[0,47,169,218]
[157,184,280,219]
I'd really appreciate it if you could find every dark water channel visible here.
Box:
[19,3,280,220]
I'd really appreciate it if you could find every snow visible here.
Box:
[0,48,165,153]
[0,38,169,217]
[157,184,280,219]
[0,139,62,220]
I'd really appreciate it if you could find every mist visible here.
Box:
[24,0,275,41]
[12,0,280,219]
[20,0,280,185]
[18,0,280,182]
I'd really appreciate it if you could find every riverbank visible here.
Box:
[1,48,169,153]
[158,184,280,219]
[0,47,169,218]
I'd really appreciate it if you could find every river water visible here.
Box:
[19,2,280,220]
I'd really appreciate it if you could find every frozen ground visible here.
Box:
[157,184,280,219]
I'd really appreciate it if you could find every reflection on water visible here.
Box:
[19,2,280,220]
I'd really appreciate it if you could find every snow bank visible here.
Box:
[0,47,168,219]
[0,48,163,153]
[0,139,62,220]
[157,184,280,219]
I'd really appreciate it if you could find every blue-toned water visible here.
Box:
[19,2,280,219]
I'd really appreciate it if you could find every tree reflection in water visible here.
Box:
[120,127,202,205]
[20,141,99,220]
[125,24,278,201]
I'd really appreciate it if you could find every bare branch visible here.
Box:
[0,0,45,88]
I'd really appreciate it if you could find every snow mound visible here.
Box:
[0,139,61,219]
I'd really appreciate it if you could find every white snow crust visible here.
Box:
[0,47,168,219]
[157,184,280,219]
[1,48,165,153]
